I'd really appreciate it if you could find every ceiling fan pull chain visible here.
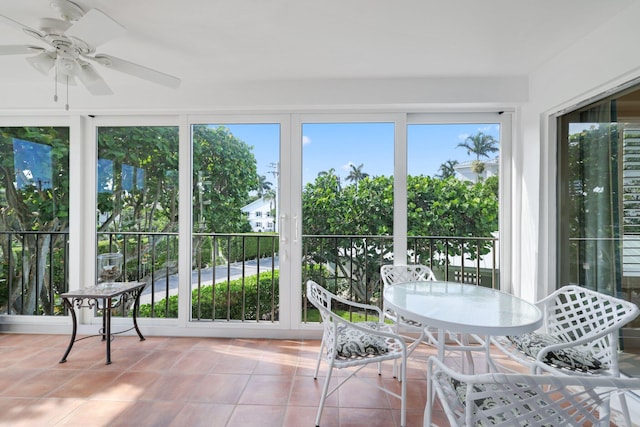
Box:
[65,75,69,111]
[54,66,58,103]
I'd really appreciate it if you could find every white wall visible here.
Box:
[0,76,529,113]
[516,1,640,302]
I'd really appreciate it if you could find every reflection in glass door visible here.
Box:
[96,126,179,318]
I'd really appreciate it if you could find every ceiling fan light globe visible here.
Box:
[55,56,77,75]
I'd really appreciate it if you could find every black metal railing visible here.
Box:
[189,233,279,322]
[0,230,69,316]
[301,234,499,323]
[97,231,179,319]
[2,231,498,321]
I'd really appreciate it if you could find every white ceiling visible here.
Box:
[0,0,636,111]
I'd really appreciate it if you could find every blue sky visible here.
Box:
[224,122,501,187]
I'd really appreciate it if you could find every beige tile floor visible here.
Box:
[0,332,459,427]
[0,332,548,427]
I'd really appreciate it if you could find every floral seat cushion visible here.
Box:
[449,378,556,426]
[335,321,390,358]
[507,333,603,372]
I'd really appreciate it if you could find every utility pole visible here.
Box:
[268,162,279,232]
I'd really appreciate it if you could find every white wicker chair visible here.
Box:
[380,264,433,342]
[491,285,640,426]
[381,264,482,372]
[306,280,408,427]
[425,355,640,427]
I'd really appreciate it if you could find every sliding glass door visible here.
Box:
[557,81,640,364]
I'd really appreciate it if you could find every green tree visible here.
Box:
[97,126,179,234]
[303,173,393,302]
[345,163,369,190]
[192,125,259,233]
[0,127,70,314]
[457,132,499,182]
[303,172,498,302]
[407,175,498,239]
[436,160,459,179]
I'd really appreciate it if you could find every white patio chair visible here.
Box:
[381,264,481,372]
[306,280,408,427]
[425,355,640,427]
[491,284,640,427]
[380,264,433,342]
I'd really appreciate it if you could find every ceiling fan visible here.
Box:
[0,0,181,109]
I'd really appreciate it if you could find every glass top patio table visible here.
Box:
[383,281,543,363]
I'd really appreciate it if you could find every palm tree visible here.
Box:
[457,132,498,181]
[256,174,272,198]
[345,163,369,190]
[436,159,459,179]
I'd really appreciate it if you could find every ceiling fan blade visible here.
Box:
[92,54,181,88]
[0,45,45,55]
[77,63,113,95]
[65,9,125,48]
[0,14,45,40]
[26,51,56,74]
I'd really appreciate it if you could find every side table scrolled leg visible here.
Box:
[133,289,146,341]
[59,298,77,363]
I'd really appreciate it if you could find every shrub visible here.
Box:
[139,270,279,320]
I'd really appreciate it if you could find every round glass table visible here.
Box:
[383,281,543,367]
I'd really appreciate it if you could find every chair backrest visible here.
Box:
[307,280,342,356]
[307,280,388,364]
[538,285,640,370]
[429,356,640,427]
[380,264,436,288]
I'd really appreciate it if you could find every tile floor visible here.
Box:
[0,332,537,427]
[0,332,457,427]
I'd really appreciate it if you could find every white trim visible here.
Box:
[394,113,408,263]
[1,109,514,338]
[539,72,640,301]
[178,115,191,327]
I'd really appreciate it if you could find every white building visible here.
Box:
[241,197,275,232]
[454,157,499,182]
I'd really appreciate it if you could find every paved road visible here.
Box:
[139,256,279,305]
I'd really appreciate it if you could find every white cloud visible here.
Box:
[302,135,311,145]
[457,133,470,142]
[342,161,355,172]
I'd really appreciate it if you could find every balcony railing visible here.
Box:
[301,234,499,322]
[1,231,499,322]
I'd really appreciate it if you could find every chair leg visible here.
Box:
[618,391,632,427]
[314,338,325,379]
[424,364,433,427]
[400,357,407,427]
[315,360,335,427]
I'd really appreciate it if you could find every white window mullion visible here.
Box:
[178,114,192,327]
[394,113,408,264]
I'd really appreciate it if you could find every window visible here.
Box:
[97,126,179,318]
[301,121,395,314]
[557,81,640,364]
[190,122,280,321]
[406,120,501,286]
[0,126,69,315]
